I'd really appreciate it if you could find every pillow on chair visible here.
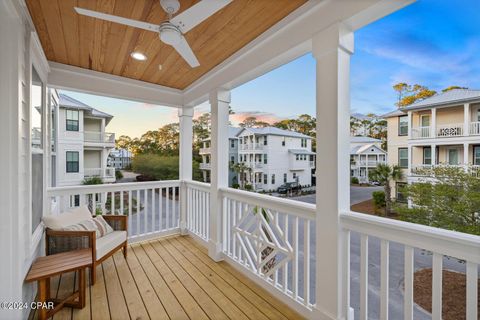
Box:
[92,215,114,237]
[63,219,102,238]
[43,205,93,229]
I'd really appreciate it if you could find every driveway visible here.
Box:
[290,186,383,205]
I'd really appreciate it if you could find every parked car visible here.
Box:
[277,182,302,194]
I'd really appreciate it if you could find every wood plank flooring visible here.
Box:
[30,235,304,320]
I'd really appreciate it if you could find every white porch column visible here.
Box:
[208,89,230,261]
[464,143,469,166]
[431,144,436,165]
[431,108,436,138]
[313,22,353,320]
[464,103,470,136]
[408,145,412,174]
[178,106,193,234]
[407,111,413,139]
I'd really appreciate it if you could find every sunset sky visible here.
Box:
[62,0,480,138]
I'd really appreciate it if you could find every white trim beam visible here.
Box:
[48,62,183,108]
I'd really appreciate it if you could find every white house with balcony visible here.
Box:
[237,127,314,191]
[199,126,241,185]
[350,136,387,183]
[108,148,132,170]
[56,93,116,186]
[2,1,479,320]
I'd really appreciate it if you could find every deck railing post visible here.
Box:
[312,22,353,320]
[179,107,194,234]
[208,88,230,261]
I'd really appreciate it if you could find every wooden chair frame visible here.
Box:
[45,215,128,285]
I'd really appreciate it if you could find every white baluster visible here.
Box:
[432,253,443,320]
[466,261,478,320]
[360,234,368,320]
[380,240,389,320]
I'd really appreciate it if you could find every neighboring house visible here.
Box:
[237,127,314,191]
[55,93,116,186]
[200,127,241,185]
[109,148,132,169]
[383,89,480,200]
[350,136,387,183]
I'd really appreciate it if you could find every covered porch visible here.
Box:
[29,236,303,320]
[2,1,479,320]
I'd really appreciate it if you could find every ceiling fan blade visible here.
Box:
[74,7,159,32]
[170,0,232,33]
[172,36,200,68]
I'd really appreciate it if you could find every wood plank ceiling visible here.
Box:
[26,0,306,90]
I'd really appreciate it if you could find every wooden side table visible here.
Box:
[25,249,92,320]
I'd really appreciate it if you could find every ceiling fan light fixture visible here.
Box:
[130,52,147,61]
[159,24,181,46]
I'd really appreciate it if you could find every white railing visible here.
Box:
[470,122,480,135]
[411,164,480,177]
[185,180,210,242]
[199,163,211,170]
[341,211,480,320]
[436,123,463,137]
[84,167,115,179]
[240,143,264,151]
[411,126,431,139]
[219,187,316,310]
[47,180,180,242]
[84,131,115,143]
[199,147,211,154]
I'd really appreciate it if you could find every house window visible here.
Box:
[66,109,79,131]
[421,115,430,127]
[398,116,408,136]
[282,139,285,146]
[66,151,79,173]
[230,156,234,164]
[474,146,480,165]
[271,174,275,184]
[284,173,287,183]
[264,174,268,184]
[259,174,262,183]
[423,147,432,165]
[293,173,297,180]
[264,154,267,164]
[264,137,268,145]
[398,148,408,168]
[231,140,235,148]
[396,182,407,203]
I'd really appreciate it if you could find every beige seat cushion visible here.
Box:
[43,206,93,230]
[95,231,127,261]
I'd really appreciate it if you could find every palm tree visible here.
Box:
[369,164,403,216]
[230,162,252,189]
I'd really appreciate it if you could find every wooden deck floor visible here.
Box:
[31,235,304,320]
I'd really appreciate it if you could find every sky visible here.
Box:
[62,0,480,138]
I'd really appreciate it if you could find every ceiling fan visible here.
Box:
[74,0,232,68]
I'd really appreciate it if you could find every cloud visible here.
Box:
[230,111,284,125]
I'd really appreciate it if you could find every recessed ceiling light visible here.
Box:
[130,52,147,61]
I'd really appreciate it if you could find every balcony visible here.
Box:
[411,126,431,139]
[84,167,115,182]
[84,131,115,146]
[199,163,211,170]
[240,143,264,151]
[45,180,480,320]
[411,164,480,177]
[470,121,480,135]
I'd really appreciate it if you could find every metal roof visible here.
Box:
[59,93,114,122]
[288,149,315,155]
[237,127,312,139]
[404,89,480,110]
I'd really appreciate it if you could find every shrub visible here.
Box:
[351,177,359,185]
[115,170,123,181]
[132,154,179,180]
[372,191,386,208]
[83,176,103,185]
[232,183,240,189]
[244,184,253,191]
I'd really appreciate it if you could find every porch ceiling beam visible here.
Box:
[183,0,414,107]
[47,62,183,108]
